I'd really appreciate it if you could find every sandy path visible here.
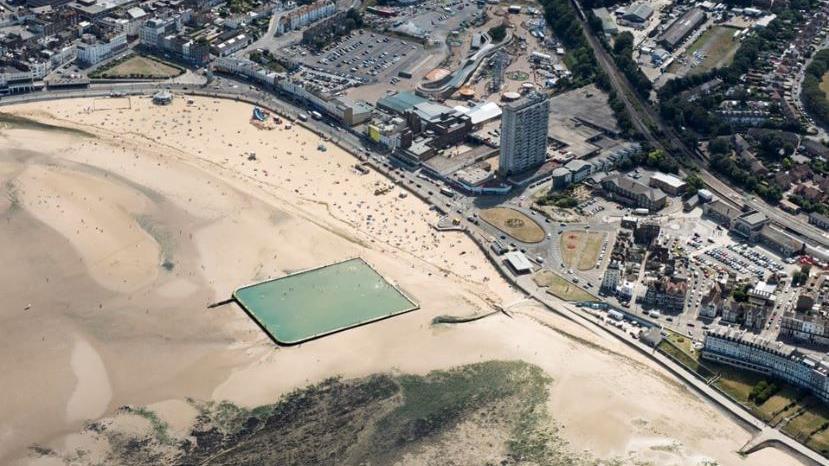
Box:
[66,336,112,423]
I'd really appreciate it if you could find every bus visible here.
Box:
[311,110,323,120]
[440,187,456,198]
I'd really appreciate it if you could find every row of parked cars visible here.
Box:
[726,243,784,273]
[703,247,768,279]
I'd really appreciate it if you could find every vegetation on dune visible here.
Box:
[41,362,611,465]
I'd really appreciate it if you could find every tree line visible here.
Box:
[801,49,829,129]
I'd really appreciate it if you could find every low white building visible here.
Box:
[276,0,336,34]
[504,251,533,274]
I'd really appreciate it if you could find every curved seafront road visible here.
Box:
[2,81,826,465]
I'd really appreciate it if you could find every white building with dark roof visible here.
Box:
[703,327,829,402]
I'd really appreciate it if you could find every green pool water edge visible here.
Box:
[233,258,419,345]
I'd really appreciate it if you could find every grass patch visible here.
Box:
[533,269,595,302]
[783,401,829,452]
[559,230,605,270]
[577,232,605,271]
[680,26,740,76]
[820,72,829,100]
[479,207,545,243]
[658,339,701,372]
[93,55,183,79]
[705,361,812,423]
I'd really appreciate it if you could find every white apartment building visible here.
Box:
[702,328,829,402]
[76,32,128,66]
[276,0,336,34]
[498,91,550,176]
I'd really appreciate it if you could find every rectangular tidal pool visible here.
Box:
[233,258,418,344]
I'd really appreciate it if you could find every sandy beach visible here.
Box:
[0,95,806,465]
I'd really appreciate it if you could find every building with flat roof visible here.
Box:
[504,251,533,274]
[649,172,686,196]
[550,167,572,190]
[759,225,804,257]
[499,92,550,176]
[68,0,136,19]
[810,212,829,231]
[453,101,501,126]
[600,174,667,211]
[702,198,741,227]
[564,159,592,183]
[658,7,706,50]
[733,210,768,241]
[76,32,127,67]
[377,91,428,115]
[592,7,619,35]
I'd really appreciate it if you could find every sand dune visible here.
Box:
[0,96,806,466]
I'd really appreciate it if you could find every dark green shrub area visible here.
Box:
[488,23,507,43]
[750,380,780,405]
[609,31,652,98]
[539,0,599,88]
[658,8,804,138]
[802,49,829,128]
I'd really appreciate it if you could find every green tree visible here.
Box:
[685,173,704,195]
[709,137,731,155]
[488,24,507,43]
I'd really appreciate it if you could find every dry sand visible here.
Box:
[0,96,805,465]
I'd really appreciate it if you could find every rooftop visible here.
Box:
[650,172,686,189]
[603,174,667,202]
[504,251,533,272]
[738,210,768,227]
[377,91,428,115]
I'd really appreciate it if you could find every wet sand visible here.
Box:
[0,96,805,465]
